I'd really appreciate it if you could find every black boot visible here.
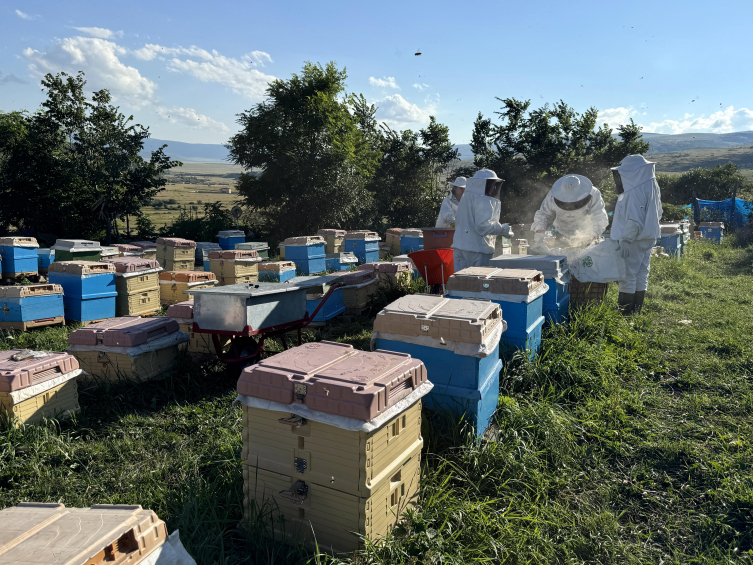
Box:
[618,292,635,315]
[633,291,646,314]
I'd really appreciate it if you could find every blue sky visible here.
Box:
[1,0,752,145]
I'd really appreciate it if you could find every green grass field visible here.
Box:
[1,239,753,564]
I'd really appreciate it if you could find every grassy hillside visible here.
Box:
[1,238,753,563]
[651,144,753,176]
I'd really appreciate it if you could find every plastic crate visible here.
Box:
[569,278,609,307]
[421,228,454,250]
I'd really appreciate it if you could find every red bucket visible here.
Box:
[408,249,454,286]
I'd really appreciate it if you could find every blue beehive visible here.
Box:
[258,261,296,282]
[501,316,544,360]
[195,242,221,266]
[325,252,358,272]
[660,225,683,259]
[400,229,424,254]
[544,293,570,325]
[48,261,117,322]
[283,236,326,275]
[700,222,724,243]
[0,237,39,278]
[0,284,65,330]
[290,275,345,325]
[37,249,55,274]
[344,231,380,264]
[372,294,506,437]
[217,230,245,251]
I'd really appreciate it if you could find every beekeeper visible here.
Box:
[611,155,663,314]
[531,174,609,250]
[452,169,513,271]
[436,177,466,228]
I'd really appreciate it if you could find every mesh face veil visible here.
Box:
[553,193,592,211]
[613,170,624,194]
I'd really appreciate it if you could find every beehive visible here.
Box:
[660,223,683,259]
[131,241,158,259]
[159,271,218,304]
[329,270,378,313]
[115,243,142,256]
[237,341,428,553]
[379,242,391,260]
[386,228,404,255]
[399,229,424,254]
[316,229,347,254]
[372,295,505,435]
[392,255,420,278]
[288,275,345,325]
[218,229,245,250]
[344,231,380,264]
[258,261,296,283]
[104,257,163,316]
[67,317,188,382]
[235,241,270,259]
[100,246,120,260]
[51,239,102,262]
[325,252,358,272]
[195,242,222,267]
[358,262,412,288]
[0,349,81,426]
[0,284,65,331]
[208,249,261,284]
[700,221,724,243]
[446,267,547,357]
[512,239,529,255]
[48,261,117,323]
[36,248,55,274]
[166,300,228,357]
[283,236,326,275]
[156,237,196,268]
[0,502,167,564]
[0,236,39,278]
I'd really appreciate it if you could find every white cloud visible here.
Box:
[369,76,399,89]
[643,106,753,134]
[134,43,275,100]
[155,105,229,133]
[412,83,429,91]
[376,93,435,128]
[74,27,123,39]
[15,9,38,20]
[23,37,157,106]
[597,106,638,128]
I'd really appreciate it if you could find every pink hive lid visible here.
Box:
[0,350,79,392]
[103,256,160,273]
[68,317,179,347]
[165,300,194,320]
[130,241,157,250]
[155,237,196,248]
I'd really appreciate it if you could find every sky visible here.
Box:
[1,0,752,145]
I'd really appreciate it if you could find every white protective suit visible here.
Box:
[436,193,460,228]
[532,174,609,248]
[452,169,511,270]
[610,155,663,293]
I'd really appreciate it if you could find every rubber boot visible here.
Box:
[633,291,646,314]
[618,292,635,315]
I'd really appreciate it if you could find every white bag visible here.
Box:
[559,239,626,283]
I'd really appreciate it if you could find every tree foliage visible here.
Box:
[159,203,234,242]
[656,163,753,205]
[0,72,179,242]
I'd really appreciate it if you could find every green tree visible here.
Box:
[227,62,380,241]
[657,163,753,205]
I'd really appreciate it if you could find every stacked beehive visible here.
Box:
[399,229,424,254]
[371,295,505,437]
[0,236,39,280]
[236,241,271,259]
[67,317,188,382]
[51,239,102,262]
[156,237,195,271]
[99,246,120,260]
[344,231,381,264]
[0,284,65,330]
[258,261,296,282]
[103,256,162,316]
[329,269,379,314]
[115,243,142,257]
[209,249,262,285]
[218,230,245,250]
[316,229,346,254]
[48,261,117,323]
[159,271,218,304]
[237,341,429,553]
[660,223,683,259]
[283,236,326,275]
[0,350,81,426]
[358,262,412,288]
[131,241,157,259]
[385,228,403,255]
[446,267,547,358]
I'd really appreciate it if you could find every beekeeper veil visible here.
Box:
[611,155,656,194]
[551,175,592,211]
[465,169,504,200]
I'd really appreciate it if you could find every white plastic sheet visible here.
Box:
[8,369,84,403]
[142,530,197,565]
[556,239,626,283]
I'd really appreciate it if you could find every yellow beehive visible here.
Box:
[156,237,195,265]
[316,229,346,254]
[218,274,258,286]
[115,289,160,317]
[163,258,194,271]
[208,250,261,284]
[386,228,404,255]
[0,378,79,426]
[104,257,163,316]
[329,270,378,312]
[159,271,218,304]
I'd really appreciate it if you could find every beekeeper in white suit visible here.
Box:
[611,155,663,314]
[531,174,609,250]
[452,169,513,271]
[435,177,466,228]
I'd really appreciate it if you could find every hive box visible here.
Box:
[379,242,391,260]
[218,229,245,250]
[0,236,39,278]
[166,300,227,357]
[386,228,404,255]
[36,248,55,274]
[195,242,222,266]
[279,244,286,260]
[0,284,65,331]
[48,261,117,323]
[422,227,454,251]
[100,246,120,260]
[446,267,547,357]
[372,295,505,436]
[392,254,421,278]
[115,243,142,256]
[104,256,163,316]
[325,252,358,272]
[237,341,427,553]
[283,236,326,275]
[258,261,296,282]
[51,239,102,262]
[236,241,271,259]
[209,249,262,284]
[67,316,188,382]
[660,224,683,259]
[288,275,345,325]
[359,261,412,287]
[512,239,529,255]
[344,231,380,264]
[0,350,81,426]
[316,229,346,254]
[399,228,424,254]
[156,237,196,269]
[0,502,167,565]
[700,221,724,243]
[159,271,218,304]
[131,241,158,259]
[329,270,378,313]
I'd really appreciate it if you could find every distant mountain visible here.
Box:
[453,144,474,160]
[141,138,230,162]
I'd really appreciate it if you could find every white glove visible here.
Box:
[501,223,512,238]
[617,242,630,259]
[534,232,545,243]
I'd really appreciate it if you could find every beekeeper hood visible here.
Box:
[612,155,656,194]
[465,169,504,199]
[551,175,592,211]
[451,177,467,189]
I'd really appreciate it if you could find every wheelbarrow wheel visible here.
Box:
[225,336,261,379]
